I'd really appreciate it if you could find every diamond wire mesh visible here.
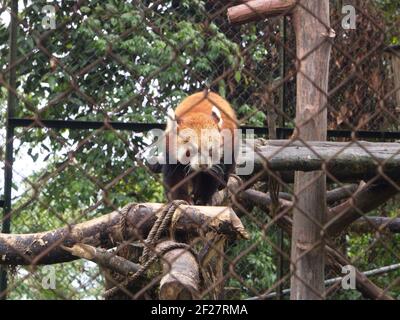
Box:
[0,0,399,300]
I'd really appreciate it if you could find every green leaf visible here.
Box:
[218,80,226,98]
[80,6,91,14]
[234,71,241,83]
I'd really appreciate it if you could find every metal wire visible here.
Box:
[0,0,399,300]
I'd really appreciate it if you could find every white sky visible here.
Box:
[0,10,10,27]
[0,128,48,198]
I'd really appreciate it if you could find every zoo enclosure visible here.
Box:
[0,0,400,300]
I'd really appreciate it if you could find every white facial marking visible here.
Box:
[212,106,223,128]
[166,108,176,132]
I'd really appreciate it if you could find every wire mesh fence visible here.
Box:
[0,0,399,300]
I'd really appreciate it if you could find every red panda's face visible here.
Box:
[166,109,224,171]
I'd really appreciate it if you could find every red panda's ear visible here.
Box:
[212,106,223,129]
[166,108,177,132]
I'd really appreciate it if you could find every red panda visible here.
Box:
[162,91,238,205]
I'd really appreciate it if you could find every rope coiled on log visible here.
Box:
[104,200,194,299]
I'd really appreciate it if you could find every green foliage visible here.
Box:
[9,261,103,300]
[226,219,278,299]
[375,0,400,44]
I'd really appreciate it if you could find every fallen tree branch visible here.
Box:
[0,203,248,265]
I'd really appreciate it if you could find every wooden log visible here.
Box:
[216,176,366,222]
[245,140,400,182]
[227,0,296,25]
[350,217,400,234]
[326,184,359,204]
[213,175,399,236]
[290,0,332,300]
[0,203,248,265]
[157,241,200,300]
[327,180,399,235]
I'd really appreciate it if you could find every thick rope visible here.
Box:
[140,200,188,263]
[117,203,137,242]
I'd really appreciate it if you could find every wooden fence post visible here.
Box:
[290,0,333,300]
[390,48,400,113]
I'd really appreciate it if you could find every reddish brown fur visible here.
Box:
[163,91,238,205]
[175,92,237,131]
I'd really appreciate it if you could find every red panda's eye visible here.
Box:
[186,150,191,158]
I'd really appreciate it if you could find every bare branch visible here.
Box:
[61,244,140,276]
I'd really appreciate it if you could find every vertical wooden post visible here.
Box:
[276,17,287,300]
[290,0,332,300]
[390,48,400,114]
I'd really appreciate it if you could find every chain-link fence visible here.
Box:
[0,0,399,300]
